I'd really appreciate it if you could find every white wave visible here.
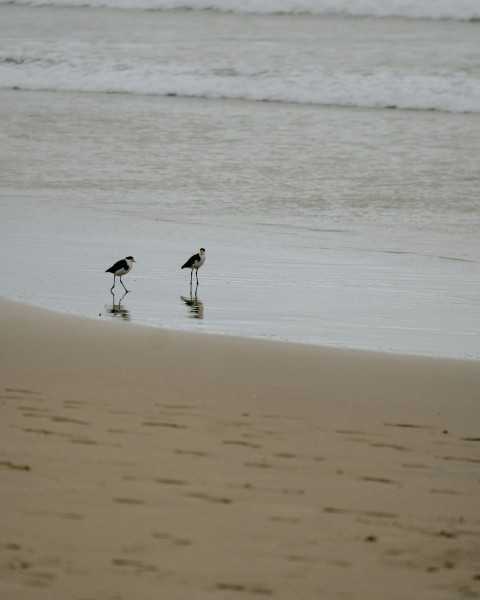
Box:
[1,55,479,112]
[1,0,480,21]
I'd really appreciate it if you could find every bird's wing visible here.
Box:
[106,259,127,273]
[181,253,200,269]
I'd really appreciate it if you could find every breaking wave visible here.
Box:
[1,55,479,113]
[1,0,480,21]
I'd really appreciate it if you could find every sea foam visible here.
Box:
[1,56,479,113]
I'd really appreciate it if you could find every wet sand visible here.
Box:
[1,296,479,599]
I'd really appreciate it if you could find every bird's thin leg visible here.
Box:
[110,275,116,291]
[120,276,129,293]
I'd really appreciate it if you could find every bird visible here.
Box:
[181,248,205,286]
[105,256,136,292]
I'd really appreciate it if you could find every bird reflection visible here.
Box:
[180,290,204,320]
[105,291,131,321]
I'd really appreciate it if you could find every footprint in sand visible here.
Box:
[222,440,261,449]
[24,570,56,588]
[383,422,434,429]
[22,427,73,439]
[187,492,232,505]
[244,461,274,469]
[122,475,188,486]
[270,516,301,524]
[174,449,210,458]
[151,532,192,546]
[324,507,397,519]
[0,460,31,471]
[358,476,397,485]
[142,421,187,429]
[437,455,480,464]
[111,558,157,572]
[371,442,410,451]
[215,583,273,595]
[50,416,90,426]
[273,452,297,459]
[3,388,44,398]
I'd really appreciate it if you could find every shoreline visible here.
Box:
[1,295,480,599]
[4,293,480,362]
[3,85,476,117]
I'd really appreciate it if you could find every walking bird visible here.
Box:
[181,248,205,286]
[105,256,136,292]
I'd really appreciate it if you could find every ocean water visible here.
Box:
[0,1,479,358]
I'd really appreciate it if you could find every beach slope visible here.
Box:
[1,297,479,599]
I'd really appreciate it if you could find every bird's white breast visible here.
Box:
[194,255,205,269]
[115,261,132,276]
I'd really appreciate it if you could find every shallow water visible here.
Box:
[1,87,479,358]
[1,2,479,358]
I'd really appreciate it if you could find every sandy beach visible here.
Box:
[1,296,479,599]
[2,2,479,597]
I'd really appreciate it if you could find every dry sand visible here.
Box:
[1,296,479,600]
